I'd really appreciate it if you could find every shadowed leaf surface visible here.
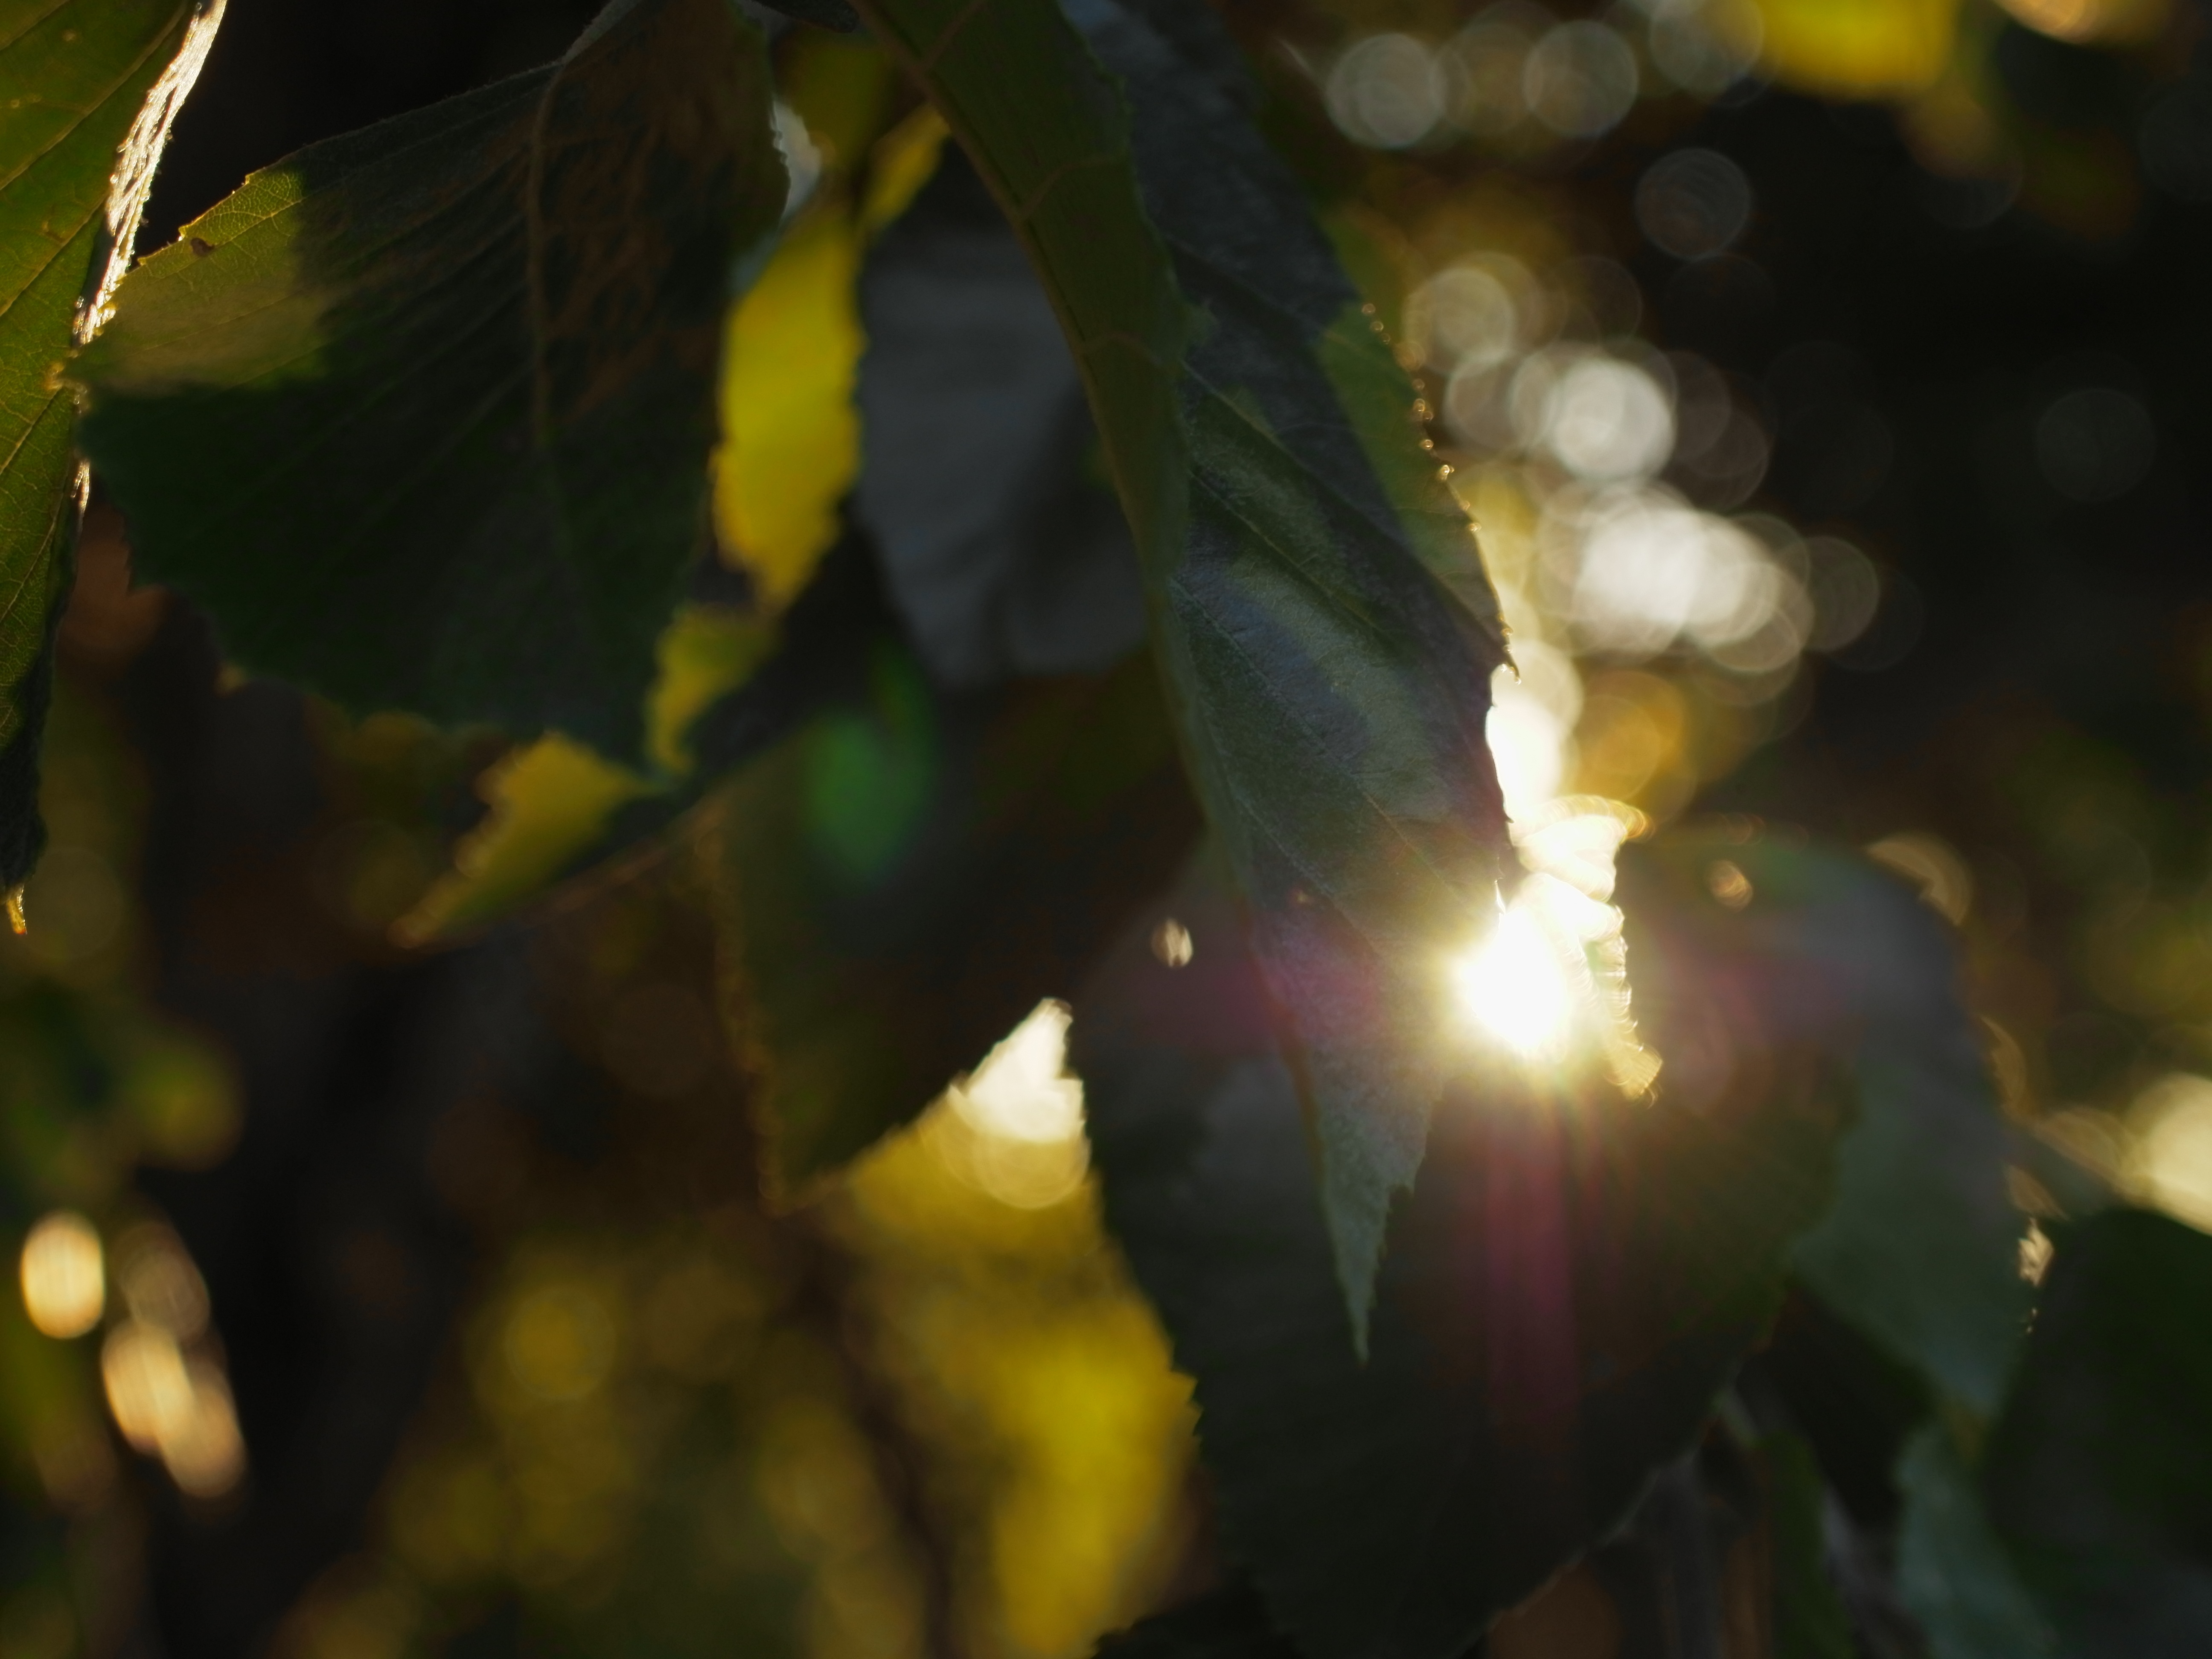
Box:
[714,633,1196,1194]
[1093,1585,1296,1657]
[71,0,786,759]
[1986,1209,2212,1658]
[1072,843,1847,1659]
[0,0,221,886]
[1640,834,2043,1656]
[853,0,1509,1332]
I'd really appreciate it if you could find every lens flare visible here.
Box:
[1454,904,1575,1059]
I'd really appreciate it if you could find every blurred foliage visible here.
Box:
[5,0,2212,1656]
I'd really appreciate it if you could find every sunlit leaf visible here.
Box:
[72,0,787,760]
[712,212,864,609]
[712,93,946,613]
[0,0,223,888]
[1986,1209,2212,1654]
[714,634,1196,1195]
[856,0,1509,1335]
[1074,847,1846,1659]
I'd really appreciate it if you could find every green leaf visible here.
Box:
[1985,1209,2212,1654]
[71,0,787,760]
[852,0,1510,1333]
[1766,848,2032,1417]
[1637,832,2043,1655]
[1897,1422,2058,1659]
[1072,845,1846,1659]
[753,0,859,30]
[0,0,222,889]
[1766,1431,1859,1659]
[713,630,1196,1194]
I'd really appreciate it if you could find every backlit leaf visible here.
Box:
[1073,845,1845,1659]
[855,0,1509,1334]
[0,0,223,888]
[72,0,787,760]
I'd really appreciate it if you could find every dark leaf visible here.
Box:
[1072,843,1846,1659]
[0,0,222,888]
[1093,1585,1296,1658]
[72,0,787,759]
[713,624,1196,1194]
[1642,833,2039,1655]
[1758,845,2031,1417]
[855,0,1510,1332]
[1985,1209,2212,1656]
[750,0,860,30]
[1896,1423,2057,1659]
[855,150,1146,688]
[1765,1431,1859,1659]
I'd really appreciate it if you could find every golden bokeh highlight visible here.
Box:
[19,1214,103,1340]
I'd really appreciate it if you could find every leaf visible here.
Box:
[1071,846,1847,1659]
[712,207,864,608]
[71,0,788,760]
[752,0,859,31]
[853,0,1510,1333]
[855,145,1146,687]
[713,627,1197,1193]
[1637,831,2043,1655]
[1653,831,2033,1415]
[710,49,931,611]
[1896,1423,2058,1659]
[0,0,223,888]
[1766,1431,1859,1659]
[1093,1586,1296,1658]
[394,601,773,944]
[1985,1209,2212,1655]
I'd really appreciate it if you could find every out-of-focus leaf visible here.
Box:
[1897,1423,2058,1659]
[857,0,1508,1333]
[854,147,1146,687]
[1093,1586,1296,1657]
[1985,1209,2212,1656]
[72,0,787,760]
[1767,1431,1858,1659]
[714,634,1197,1194]
[752,0,859,31]
[1748,0,1959,97]
[1649,832,2030,1415]
[1638,831,2038,1653]
[1073,846,1845,1659]
[0,0,223,889]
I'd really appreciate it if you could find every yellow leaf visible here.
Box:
[712,210,864,608]
[393,737,647,946]
[395,607,771,946]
